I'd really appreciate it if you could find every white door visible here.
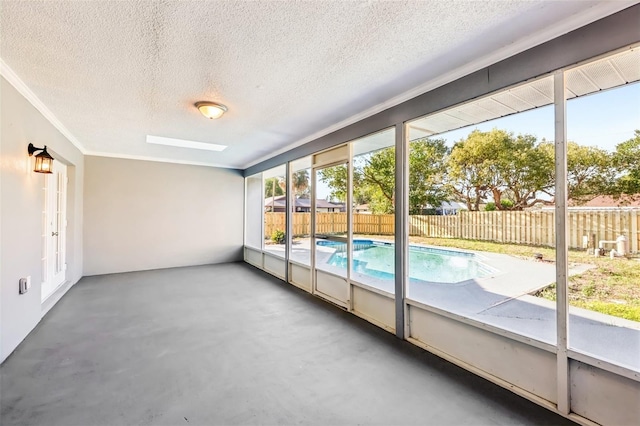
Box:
[41,161,67,302]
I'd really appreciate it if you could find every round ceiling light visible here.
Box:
[195,101,228,119]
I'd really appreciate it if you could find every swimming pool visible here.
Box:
[321,239,496,283]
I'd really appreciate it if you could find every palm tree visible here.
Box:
[292,170,310,198]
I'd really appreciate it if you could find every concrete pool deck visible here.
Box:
[263,241,640,371]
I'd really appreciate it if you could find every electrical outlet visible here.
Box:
[19,278,28,294]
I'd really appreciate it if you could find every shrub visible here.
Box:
[271,229,286,244]
[484,200,515,211]
[500,199,514,209]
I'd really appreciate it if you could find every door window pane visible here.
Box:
[289,157,312,265]
[263,165,287,257]
[315,163,348,278]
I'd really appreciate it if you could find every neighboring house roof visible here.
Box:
[264,195,287,209]
[264,196,342,209]
[440,201,466,210]
[317,200,342,209]
[264,195,286,202]
[293,198,342,209]
[425,201,466,210]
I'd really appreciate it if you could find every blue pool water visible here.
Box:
[322,240,495,283]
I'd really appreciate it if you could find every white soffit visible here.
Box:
[0,1,636,169]
[409,46,640,141]
[146,135,227,152]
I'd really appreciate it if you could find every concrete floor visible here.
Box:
[1,262,576,426]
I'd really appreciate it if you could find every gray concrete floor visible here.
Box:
[1,262,576,426]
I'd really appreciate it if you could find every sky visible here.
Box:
[311,82,640,200]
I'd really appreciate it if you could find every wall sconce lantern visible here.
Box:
[27,143,54,174]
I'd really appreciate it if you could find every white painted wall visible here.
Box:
[0,76,84,363]
[83,156,244,275]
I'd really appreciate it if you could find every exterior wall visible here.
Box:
[0,76,84,362]
[83,156,244,275]
[263,252,286,280]
[570,360,640,425]
[408,306,557,403]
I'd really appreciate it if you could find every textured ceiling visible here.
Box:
[1,1,635,169]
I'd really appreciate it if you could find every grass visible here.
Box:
[357,234,640,322]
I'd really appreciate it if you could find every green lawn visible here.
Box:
[358,234,640,322]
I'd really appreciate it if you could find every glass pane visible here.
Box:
[315,163,347,277]
[245,173,263,249]
[350,128,396,294]
[289,157,312,265]
[55,172,63,273]
[263,165,287,257]
[565,49,640,370]
[407,75,557,344]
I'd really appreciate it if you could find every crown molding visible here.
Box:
[84,151,240,170]
[0,58,87,154]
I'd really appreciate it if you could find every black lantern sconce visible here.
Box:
[27,143,54,174]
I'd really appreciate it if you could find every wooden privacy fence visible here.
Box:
[263,210,640,253]
[264,212,393,237]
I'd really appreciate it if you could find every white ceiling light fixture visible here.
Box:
[195,101,228,119]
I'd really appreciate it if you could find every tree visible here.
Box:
[612,130,640,197]
[264,177,285,198]
[264,171,309,200]
[446,131,491,211]
[291,170,310,198]
[447,129,554,210]
[317,138,449,214]
[566,142,614,204]
[317,164,350,203]
[408,138,450,214]
[318,128,630,214]
[505,137,554,209]
[361,148,395,214]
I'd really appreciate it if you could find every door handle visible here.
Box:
[51,232,59,236]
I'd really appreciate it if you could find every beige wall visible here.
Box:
[83,156,244,276]
[1,76,84,362]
